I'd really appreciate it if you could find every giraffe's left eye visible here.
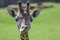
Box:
[30,19,33,22]
[16,19,18,21]
[30,17,33,22]
[15,18,20,21]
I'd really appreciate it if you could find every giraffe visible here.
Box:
[7,1,41,40]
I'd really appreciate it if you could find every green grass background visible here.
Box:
[0,2,60,40]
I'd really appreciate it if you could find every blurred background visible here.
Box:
[0,0,60,7]
[0,0,60,40]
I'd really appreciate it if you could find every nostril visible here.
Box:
[25,27,28,29]
[22,26,28,29]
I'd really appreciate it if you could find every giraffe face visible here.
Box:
[15,1,33,32]
[7,1,40,32]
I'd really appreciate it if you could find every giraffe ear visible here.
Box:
[31,9,41,18]
[7,8,17,18]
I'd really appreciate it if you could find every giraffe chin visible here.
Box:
[19,28,29,32]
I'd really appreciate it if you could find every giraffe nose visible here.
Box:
[20,25,30,32]
[22,26,28,29]
[25,27,28,29]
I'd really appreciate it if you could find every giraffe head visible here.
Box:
[7,1,41,32]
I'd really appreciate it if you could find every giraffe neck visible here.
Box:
[20,32,29,40]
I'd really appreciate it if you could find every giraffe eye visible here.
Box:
[30,19,33,22]
[30,17,33,22]
[15,18,20,21]
[16,18,18,21]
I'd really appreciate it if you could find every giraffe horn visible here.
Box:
[26,1,30,14]
[18,1,22,9]
[18,1,24,14]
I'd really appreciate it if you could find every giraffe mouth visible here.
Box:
[20,28,29,32]
[20,28,25,32]
[19,27,30,32]
[20,29,28,32]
